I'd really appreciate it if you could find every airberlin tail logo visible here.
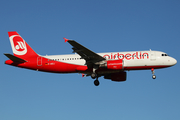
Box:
[9,35,27,55]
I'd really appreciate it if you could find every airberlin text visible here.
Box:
[103,52,149,60]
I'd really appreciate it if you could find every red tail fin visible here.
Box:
[8,31,38,59]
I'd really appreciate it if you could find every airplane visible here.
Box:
[4,31,177,86]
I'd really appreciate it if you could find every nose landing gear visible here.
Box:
[151,68,156,79]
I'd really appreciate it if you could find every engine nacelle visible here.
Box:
[104,72,126,82]
[101,59,124,70]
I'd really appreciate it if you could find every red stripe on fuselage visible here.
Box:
[124,65,170,70]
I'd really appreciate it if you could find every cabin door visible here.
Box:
[37,57,42,66]
[150,51,156,60]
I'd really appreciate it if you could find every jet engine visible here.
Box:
[100,59,124,70]
[104,72,127,82]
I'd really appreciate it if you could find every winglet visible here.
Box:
[63,37,69,43]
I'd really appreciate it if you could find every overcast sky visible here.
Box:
[1,0,180,120]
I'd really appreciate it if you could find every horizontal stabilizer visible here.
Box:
[4,53,26,63]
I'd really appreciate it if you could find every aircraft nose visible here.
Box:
[171,57,177,66]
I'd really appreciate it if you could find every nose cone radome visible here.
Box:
[170,57,177,66]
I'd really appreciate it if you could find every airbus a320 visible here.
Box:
[4,31,177,86]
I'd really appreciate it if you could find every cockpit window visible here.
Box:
[162,54,169,56]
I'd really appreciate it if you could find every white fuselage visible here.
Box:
[43,50,177,69]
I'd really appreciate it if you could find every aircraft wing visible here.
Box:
[64,38,106,66]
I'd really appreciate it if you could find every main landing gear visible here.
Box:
[91,67,100,86]
[94,79,100,86]
[151,68,156,79]
[91,73,100,86]
[91,73,97,79]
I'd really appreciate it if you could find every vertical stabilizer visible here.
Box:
[8,31,38,59]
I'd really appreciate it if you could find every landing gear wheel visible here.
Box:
[152,75,156,79]
[151,68,156,79]
[91,73,97,79]
[94,80,100,86]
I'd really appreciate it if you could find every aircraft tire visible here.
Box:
[152,75,156,79]
[91,73,97,79]
[94,80,100,86]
